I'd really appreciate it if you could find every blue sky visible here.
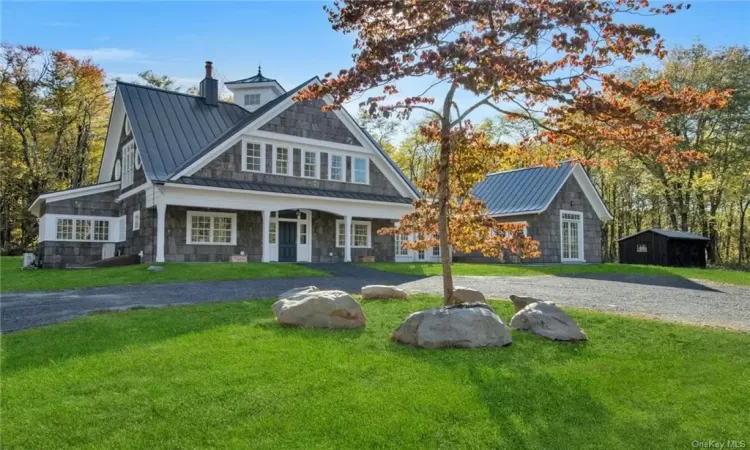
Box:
[3,1,749,136]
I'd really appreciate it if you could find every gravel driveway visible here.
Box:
[2,265,749,332]
[401,273,750,332]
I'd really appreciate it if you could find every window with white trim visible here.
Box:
[353,157,368,184]
[56,218,73,240]
[243,141,264,172]
[560,211,583,261]
[121,140,136,187]
[395,234,409,256]
[133,210,141,231]
[124,117,132,135]
[53,217,116,242]
[329,154,344,181]
[244,93,260,106]
[269,221,277,244]
[299,223,308,245]
[335,220,371,248]
[274,147,291,175]
[432,234,440,257]
[186,211,237,245]
[93,220,109,241]
[76,220,91,240]
[303,151,317,178]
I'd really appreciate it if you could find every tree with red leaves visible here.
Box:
[297,0,728,304]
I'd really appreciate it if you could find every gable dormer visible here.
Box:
[225,67,285,112]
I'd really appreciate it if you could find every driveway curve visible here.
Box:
[2,265,748,332]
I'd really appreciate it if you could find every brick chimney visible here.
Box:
[199,61,218,106]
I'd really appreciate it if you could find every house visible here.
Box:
[618,229,708,267]
[454,161,613,264]
[29,62,422,268]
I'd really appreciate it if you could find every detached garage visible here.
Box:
[618,229,709,268]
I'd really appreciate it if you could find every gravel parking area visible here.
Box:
[401,273,750,332]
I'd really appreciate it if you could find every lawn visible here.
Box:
[3,296,748,449]
[366,262,750,286]
[0,256,327,293]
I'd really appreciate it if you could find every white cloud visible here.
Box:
[63,48,146,62]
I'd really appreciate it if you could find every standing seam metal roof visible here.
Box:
[472,161,574,216]
[618,229,710,241]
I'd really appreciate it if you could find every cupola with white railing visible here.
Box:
[225,66,285,112]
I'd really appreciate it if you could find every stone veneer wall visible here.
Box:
[455,176,603,264]
[194,141,403,198]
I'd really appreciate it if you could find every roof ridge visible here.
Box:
[116,80,245,109]
[486,159,574,177]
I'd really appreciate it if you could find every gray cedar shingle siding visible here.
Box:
[43,190,120,217]
[457,176,602,264]
[259,99,362,146]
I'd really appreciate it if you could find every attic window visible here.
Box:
[121,140,136,188]
[244,94,260,106]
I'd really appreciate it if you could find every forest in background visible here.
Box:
[2,43,749,266]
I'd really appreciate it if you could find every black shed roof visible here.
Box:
[618,228,710,242]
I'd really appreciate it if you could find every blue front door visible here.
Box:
[278,221,297,262]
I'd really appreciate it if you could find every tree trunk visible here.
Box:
[740,198,749,265]
[438,85,457,306]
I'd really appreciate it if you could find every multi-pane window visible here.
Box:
[395,234,410,256]
[275,147,290,175]
[244,94,260,106]
[76,219,91,240]
[245,142,263,172]
[269,221,277,244]
[56,218,73,240]
[561,211,582,261]
[121,140,136,187]
[133,210,141,231]
[299,223,308,245]
[93,220,109,241]
[303,151,317,178]
[432,234,440,257]
[335,220,371,248]
[187,212,236,245]
[353,157,367,184]
[330,154,344,181]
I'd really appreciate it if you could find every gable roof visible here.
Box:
[117,78,316,182]
[472,161,612,221]
[619,229,709,241]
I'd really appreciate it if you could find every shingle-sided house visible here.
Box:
[455,161,613,264]
[29,62,423,268]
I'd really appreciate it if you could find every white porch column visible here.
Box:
[344,215,352,263]
[155,202,166,263]
[261,210,271,263]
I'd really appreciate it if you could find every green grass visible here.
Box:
[366,262,750,286]
[0,256,327,293]
[3,296,748,449]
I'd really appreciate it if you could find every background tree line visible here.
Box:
[363,44,750,267]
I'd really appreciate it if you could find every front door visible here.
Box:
[278,221,298,262]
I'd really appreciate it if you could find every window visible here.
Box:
[299,223,308,245]
[121,140,136,187]
[269,221,277,244]
[114,159,121,181]
[56,218,73,240]
[335,220,371,248]
[244,93,261,106]
[93,220,109,241]
[560,211,583,261]
[432,235,440,257]
[303,151,317,178]
[124,118,132,135]
[353,157,367,184]
[274,147,290,175]
[330,154,344,181]
[395,234,409,256]
[186,211,237,245]
[76,220,91,240]
[133,210,141,231]
[243,141,264,172]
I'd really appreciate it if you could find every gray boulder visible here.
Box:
[272,290,366,329]
[510,301,587,341]
[392,304,512,349]
[278,286,319,300]
[361,285,408,300]
[146,265,164,272]
[452,287,486,304]
[509,294,544,313]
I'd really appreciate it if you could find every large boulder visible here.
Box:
[510,301,587,341]
[278,286,319,300]
[361,285,408,300]
[392,303,512,349]
[509,294,543,313]
[452,287,486,304]
[272,290,366,329]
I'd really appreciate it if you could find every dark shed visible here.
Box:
[618,229,709,267]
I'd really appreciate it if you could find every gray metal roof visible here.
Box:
[170,177,413,204]
[472,161,574,216]
[619,229,710,241]
[226,68,278,85]
[118,77,317,182]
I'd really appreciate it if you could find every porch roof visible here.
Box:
[169,177,414,204]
